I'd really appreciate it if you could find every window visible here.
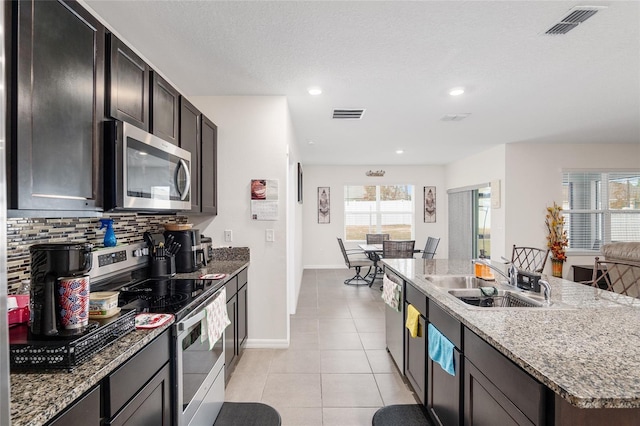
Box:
[562,171,640,251]
[344,185,414,241]
[473,186,491,258]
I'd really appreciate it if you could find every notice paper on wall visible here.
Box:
[251,179,278,220]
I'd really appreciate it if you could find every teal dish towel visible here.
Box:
[428,323,455,376]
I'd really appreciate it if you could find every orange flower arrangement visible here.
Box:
[545,202,569,261]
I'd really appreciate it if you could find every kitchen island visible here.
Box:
[10,258,249,426]
[383,258,640,424]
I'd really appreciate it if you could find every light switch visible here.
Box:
[224,230,233,242]
[266,229,274,242]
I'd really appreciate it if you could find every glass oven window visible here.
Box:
[126,137,190,201]
[181,317,223,410]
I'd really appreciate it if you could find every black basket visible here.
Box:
[10,309,136,371]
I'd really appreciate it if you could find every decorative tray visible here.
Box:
[9,309,136,371]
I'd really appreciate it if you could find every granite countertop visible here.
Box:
[382,258,640,409]
[10,255,250,426]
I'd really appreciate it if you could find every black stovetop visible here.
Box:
[117,277,224,321]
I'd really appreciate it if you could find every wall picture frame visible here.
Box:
[424,186,436,223]
[297,163,303,204]
[318,187,330,224]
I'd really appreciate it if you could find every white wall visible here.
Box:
[187,96,292,348]
[445,145,507,260]
[303,165,447,268]
[504,142,640,278]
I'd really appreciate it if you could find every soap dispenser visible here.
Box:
[99,219,117,247]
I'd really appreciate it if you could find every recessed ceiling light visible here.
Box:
[307,140,315,145]
[396,150,404,154]
[308,87,322,96]
[449,87,465,96]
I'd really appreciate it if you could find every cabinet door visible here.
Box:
[107,363,172,426]
[405,312,426,404]
[428,346,461,426]
[180,98,201,212]
[200,115,218,215]
[237,283,247,350]
[151,72,179,145]
[108,34,149,130]
[48,385,101,426]
[225,295,237,383]
[11,0,104,212]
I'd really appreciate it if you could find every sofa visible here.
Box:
[598,242,640,298]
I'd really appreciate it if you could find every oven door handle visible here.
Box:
[175,158,191,201]
[177,289,223,332]
[178,308,205,332]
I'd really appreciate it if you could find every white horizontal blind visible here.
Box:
[344,185,414,241]
[562,171,640,251]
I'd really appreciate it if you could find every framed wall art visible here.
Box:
[424,186,436,223]
[318,187,330,224]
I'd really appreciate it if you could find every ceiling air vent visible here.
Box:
[440,113,471,122]
[332,109,365,120]
[544,6,606,35]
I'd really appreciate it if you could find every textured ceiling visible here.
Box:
[83,1,640,166]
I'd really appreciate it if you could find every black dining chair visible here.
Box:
[511,245,549,273]
[366,233,390,244]
[337,238,375,286]
[382,240,416,259]
[419,237,440,259]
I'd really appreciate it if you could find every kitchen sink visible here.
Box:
[448,288,545,308]
[424,275,484,289]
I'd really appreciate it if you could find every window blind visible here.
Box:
[562,171,640,250]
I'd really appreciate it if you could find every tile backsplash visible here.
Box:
[6,213,189,293]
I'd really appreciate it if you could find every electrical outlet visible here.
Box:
[224,230,232,242]
[266,229,274,242]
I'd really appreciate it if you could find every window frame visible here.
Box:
[562,170,640,254]
[343,184,415,242]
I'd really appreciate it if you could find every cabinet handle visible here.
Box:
[175,158,191,201]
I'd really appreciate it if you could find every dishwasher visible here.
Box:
[383,269,405,373]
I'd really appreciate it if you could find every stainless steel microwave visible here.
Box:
[104,120,191,212]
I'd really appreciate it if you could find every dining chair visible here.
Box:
[511,245,549,273]
[337,237,375,285]
[590,257,640,298]
[366,233,390,244]
[420,237,440,259]
[383,240,416,259]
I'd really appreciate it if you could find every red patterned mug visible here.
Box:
[58,275,90,330]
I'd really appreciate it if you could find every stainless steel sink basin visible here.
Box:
[424,275,485,289]
[448,288,545,308]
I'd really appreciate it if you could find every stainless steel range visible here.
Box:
[89,243,227,425]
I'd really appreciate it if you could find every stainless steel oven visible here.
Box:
[176,288,225,426]
[105,120,192,212]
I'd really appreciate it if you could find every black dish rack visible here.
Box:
[10,309,136,371]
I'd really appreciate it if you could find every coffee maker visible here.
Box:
[164,229,206,273]
[29,243,93,336]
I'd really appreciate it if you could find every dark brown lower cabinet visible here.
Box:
[428,345,461,426]
[106,363,172,426]
[225,268,248,383]
[225,292,238,382]
[405,314,426,404]
[48,385,101,426]
[464,329,544,426]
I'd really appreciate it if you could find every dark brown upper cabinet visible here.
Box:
[7,0,105,213]
[179,98,218,215]
[150,71,180,145]
[107,33,150,131]
[179,98,201,212]
[200,115,218,215]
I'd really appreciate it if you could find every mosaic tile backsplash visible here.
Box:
[6,213,189,294]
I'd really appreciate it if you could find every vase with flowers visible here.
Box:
[545,202,569,278]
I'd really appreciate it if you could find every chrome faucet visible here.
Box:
[539,279,552,303]
[473,259,518,287]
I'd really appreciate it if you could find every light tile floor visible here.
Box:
[225,269,418,425]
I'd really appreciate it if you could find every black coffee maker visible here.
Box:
[29,243,93,336]
[164,229,206,273]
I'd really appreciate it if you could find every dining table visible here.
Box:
[358,244,384,280]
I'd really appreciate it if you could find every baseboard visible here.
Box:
[303,264,346,269]
[244,338,290,349]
